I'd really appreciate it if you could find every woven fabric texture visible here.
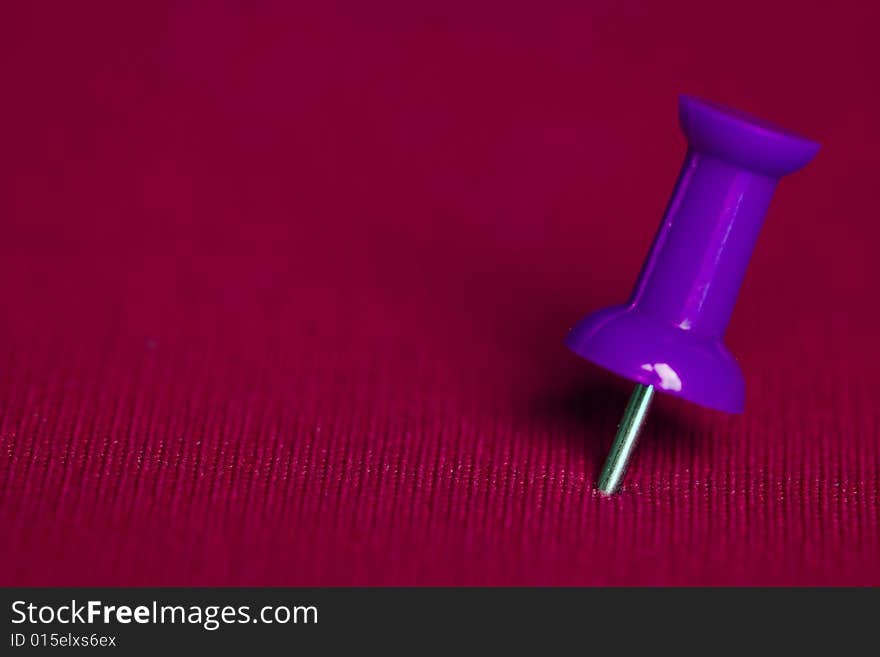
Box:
[1,1,878,585]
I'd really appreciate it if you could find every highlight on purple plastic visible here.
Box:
[566,95,820,415]
[569,95,819,494]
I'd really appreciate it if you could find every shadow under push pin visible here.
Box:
[566,95,819,495]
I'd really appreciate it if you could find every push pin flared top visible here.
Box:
[567,95,819,494]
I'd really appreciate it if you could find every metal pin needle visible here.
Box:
[597,384,654,495]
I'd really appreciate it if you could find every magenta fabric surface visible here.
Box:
[1,2,878,585]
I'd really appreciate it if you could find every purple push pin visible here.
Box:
[567,95,819,495]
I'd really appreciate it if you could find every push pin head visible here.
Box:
[567,95,819,495]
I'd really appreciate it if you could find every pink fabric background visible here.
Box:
[1,1,878,585]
